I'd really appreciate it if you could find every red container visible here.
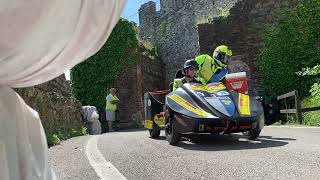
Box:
[225,72,248,94]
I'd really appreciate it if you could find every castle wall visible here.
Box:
[113,53,165,126]
[139,0,238,86]
[198,0,299,94]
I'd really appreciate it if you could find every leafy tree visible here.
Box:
[259,0,320,100]
[297,64,320,97]
[71,18,139,111]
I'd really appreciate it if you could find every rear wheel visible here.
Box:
[245,113,264,140]
[149,129,160,138]
[165,111,181,145]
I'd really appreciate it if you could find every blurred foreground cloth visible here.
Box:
[0,0,126,179]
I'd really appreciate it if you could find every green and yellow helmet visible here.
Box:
[213,45,233,63]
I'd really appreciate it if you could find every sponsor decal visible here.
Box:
[144,120,153,129]
[196,92,205,97]
[199,125,226,131]
[217,96,235,116]
[168,94,209,117]
[154,114,165,126]
[211,94,216,97]
[216,91,230,96]
[218,96,231,100]
[207,83,226,93]
[239,93,251,115]
[221,99,232,105]
[191,83,226,93]
[190,84,207,91]
[230,81,244,89]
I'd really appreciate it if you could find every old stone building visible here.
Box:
[102,46,166,128]
[139,0,299,94]
[139,0,238,85]
[198,0,299,93]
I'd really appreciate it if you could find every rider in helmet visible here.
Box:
[195,45,233,84]
[172,59,200,91]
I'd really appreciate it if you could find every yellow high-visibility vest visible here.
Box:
[106,95,119,110]
[195,54,226,84]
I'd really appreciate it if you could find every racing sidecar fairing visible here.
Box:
[144,82,264,140]
[164,82,264,135]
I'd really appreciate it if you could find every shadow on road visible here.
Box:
[149,136,166,141]
[171,134,295,151]
[258,136,296,141]
[109,128,146,133]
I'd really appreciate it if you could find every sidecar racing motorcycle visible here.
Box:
[144,72,264,145]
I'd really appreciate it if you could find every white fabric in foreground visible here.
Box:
[0,0,125,88]
[0,87,56,180]
[0,0,126,179]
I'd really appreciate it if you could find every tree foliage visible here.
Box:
[71,18,139,111]
[258,0,320,100]
[297,64,320,97]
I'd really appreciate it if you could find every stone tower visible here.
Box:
[138,1,157,42]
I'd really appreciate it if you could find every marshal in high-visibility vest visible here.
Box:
[106,94,119,110]
[106,88,120,132]
[195,45,232,84]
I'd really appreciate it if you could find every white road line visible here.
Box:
[266,126,320,129]
[85,135,127,180]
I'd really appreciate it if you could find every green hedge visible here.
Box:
[301,96,320,126]
[258,0,320,100]
[298,64,320,97]
[71,18,139,111]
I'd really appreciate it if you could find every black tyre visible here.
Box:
[149,129,160,138]
[165,113,181,145]
[248,129,261,140]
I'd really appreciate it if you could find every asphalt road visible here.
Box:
[49,126,320,180]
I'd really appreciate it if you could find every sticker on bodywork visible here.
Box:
[238,93,251,115]
[154,114,165,127]
[190,84,207,91]
[216,91,230,96]
[217,96,235,116]
[207,84,226,93]
[168,94,209,117]
[190,83,226,93]
[144,120,153,129]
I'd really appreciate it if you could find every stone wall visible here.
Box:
[16,75,83,132]
[139,0,238,85]
[198,0,299,94]
[112,52,165,127]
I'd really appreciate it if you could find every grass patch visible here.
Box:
[270,120,300,126]
[46,126,88,146]
[301,96,320,126]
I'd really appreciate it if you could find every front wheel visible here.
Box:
[149,129,160,138]
[248,129,261,140]
[165,115,181,145]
